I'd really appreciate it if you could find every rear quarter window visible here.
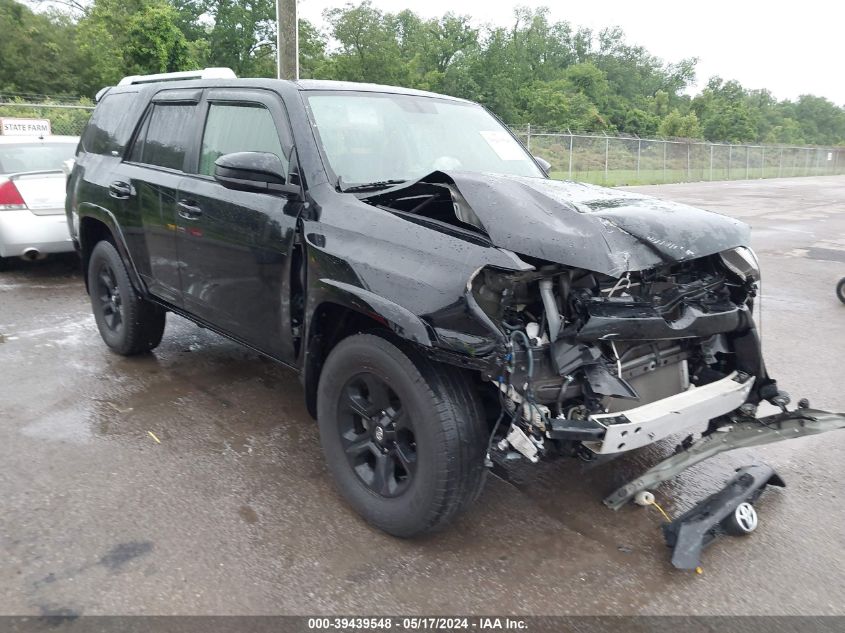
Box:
[80,92,138,156]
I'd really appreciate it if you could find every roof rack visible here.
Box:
[116,67,237,87]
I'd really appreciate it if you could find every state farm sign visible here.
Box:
[0,118,52,136]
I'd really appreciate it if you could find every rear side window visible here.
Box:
[198,103,286,176]
[128,104,196,171]
[80,92,137,156]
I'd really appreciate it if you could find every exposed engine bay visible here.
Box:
[469,254,774,462]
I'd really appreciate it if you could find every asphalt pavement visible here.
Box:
[1,175,844,616]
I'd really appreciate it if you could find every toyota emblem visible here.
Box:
[734,502,758,533]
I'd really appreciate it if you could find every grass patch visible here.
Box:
[549,167,841,187]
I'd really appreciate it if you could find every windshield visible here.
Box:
[0,142,76,175]
[305,91,543,186]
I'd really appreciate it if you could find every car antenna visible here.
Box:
[336,175,345,192]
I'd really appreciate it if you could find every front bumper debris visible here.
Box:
[662,464,784,570]
[583,371,755,455]
[604,408,845,510]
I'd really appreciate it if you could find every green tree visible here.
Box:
[791,95,845,144]
[623,108,660,137]
[76,0,197,93]
[651,90,670,117]
[562,63,609,111]
[323,2,410,85]
[519,80,604,130]
[123,2,193,74]
[764,118,805,145]
[692,78,757,142]
[0,0,82,96]
[658,109,701,139]
[5,0,845,146]
[298,18,328,79]
[204,0,276,77]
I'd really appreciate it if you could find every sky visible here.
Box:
[298,0,845,105]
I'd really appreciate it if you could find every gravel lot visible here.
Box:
[1,175,844,616]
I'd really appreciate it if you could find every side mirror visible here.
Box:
[214,151,301,197]
[533,155,552,176]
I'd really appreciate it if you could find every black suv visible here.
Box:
[67,74,830,540]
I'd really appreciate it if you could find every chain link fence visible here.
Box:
[1,102,842,186]
[0,101,94,137]
[509,124,845,186]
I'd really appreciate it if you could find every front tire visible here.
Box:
[87,240,166,355]
[837,278,845,305]
[317,333,487,537]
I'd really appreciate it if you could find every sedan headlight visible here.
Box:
[719,246,760,282]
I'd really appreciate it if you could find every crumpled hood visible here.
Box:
[390,171,751,277]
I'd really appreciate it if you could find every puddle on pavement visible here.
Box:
[20,405,94,444]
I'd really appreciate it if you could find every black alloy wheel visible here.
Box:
[316,333,488,537]
[338,372,417,498]
[87,240,166,355]
[95,261,124,333]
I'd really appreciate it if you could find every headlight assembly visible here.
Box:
[719,246,760,282]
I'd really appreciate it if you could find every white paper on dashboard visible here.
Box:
[479,130,525,161]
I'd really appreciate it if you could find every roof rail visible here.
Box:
[94,86,112,102]
[116,67,237,87]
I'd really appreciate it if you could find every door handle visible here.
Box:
[109,181,133,199]
[177,200,203,219]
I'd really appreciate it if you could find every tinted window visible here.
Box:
[0,143,76,174]
[129,104,195,171]
[199,103,286,176]
[128,111,150,164]
[80,92,137,156]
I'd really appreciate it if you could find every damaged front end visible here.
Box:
[360,170,845,545]
[361,171,799,464]
[467,249,784,464]
[466,250,845,569]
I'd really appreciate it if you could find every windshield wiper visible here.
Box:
[341,179,408,193]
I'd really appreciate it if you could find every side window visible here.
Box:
[80,92,138,156]
[128,111,150,164]
[127,103,195,171]
[199,103,287,176]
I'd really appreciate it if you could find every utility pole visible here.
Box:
[276,0,299,80]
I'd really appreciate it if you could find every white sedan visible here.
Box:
[0,135,79,268]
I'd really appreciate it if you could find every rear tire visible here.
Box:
[837,278,845,305]
[317,333,487,537]
[87,240,165,355]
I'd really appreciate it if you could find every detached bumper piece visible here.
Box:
[662,464,784,570]
[604,408,845,511]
